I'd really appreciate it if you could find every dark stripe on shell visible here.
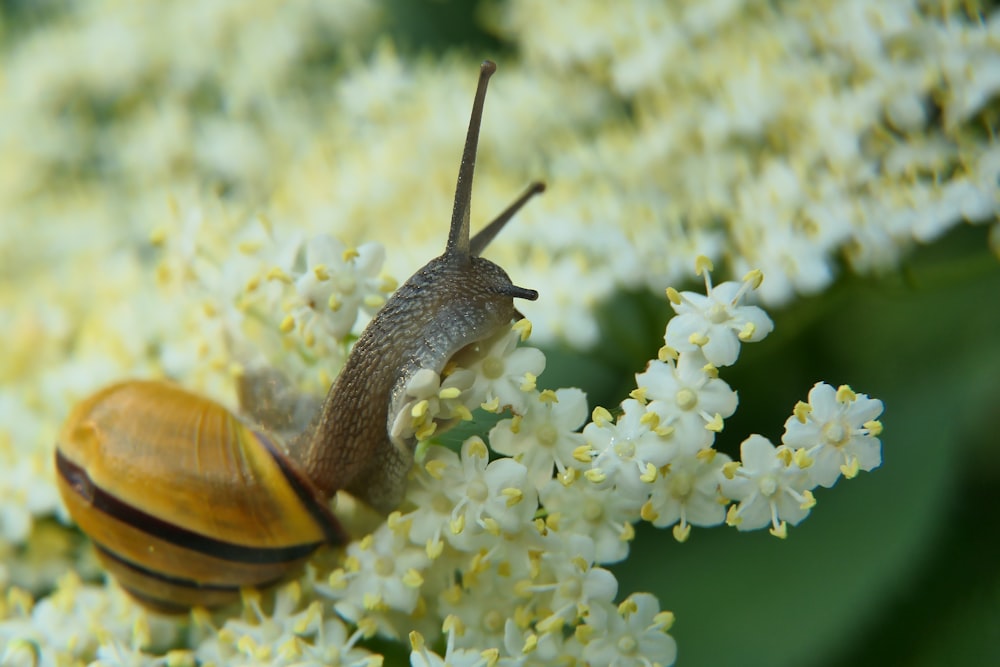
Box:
[94,542,287,592]
[254,432,348,545]
[55,449,322,564]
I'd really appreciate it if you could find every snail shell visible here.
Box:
[56,381,344,613]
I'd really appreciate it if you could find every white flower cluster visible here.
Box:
[487,0,1000,340]
[302,260,883,666]
[0,249,885,666]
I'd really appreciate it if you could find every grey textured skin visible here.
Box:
[291,252,523,512]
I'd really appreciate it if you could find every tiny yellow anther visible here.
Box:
[770,521,788,539]
[584,468,606,484]
[426,538,444,559]
[639,411,660,429]
[313,264,330,281]
[467,437,489,459]
[342,247,360,262]
[481,396,501,413]
[573,445,593,464]
[537,614,565,635]
[725,504,741,526]
[424,459,447,480]
[865,419,883,436]
[411,400,429,419]
[689,332,709,346]
[665,287,682,304]
[639,462,657,483]
[618,598,639,616]
[402,569,424,588]
[793,401,812,423]
[380,274,398,293]
[509,414,523,434]
[737,321,756,341]
[742,268,764,288]
[658,345,679,361]
[696,447,716,462]
[513,318,533,341]
[521,372,538,392]
[705,413,724,432]
[841,457,861,479]
[654,610,676,630]
[539,389,558,403]
[629,387,648,403]
[364,294,386,309]
[640,500,658,522]
[800,490,816,510]
[591,406,613,426]
[836,385,857,403]
[793,448,813,469]
[149,227,168,246]
[438,386,462,400]
[279,315,295,333]
[266,267,292,283]
[672,523,691,543]
[695,255,714,275]
[502,487,524,506]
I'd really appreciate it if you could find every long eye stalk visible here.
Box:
[446,60,497,259]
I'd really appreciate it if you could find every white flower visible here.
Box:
[664,258,773,366]
[444,438,539,551]
[720,435,817,538]
[403,445,465,556]
[530,534,618,632]
[642,449,732,542]
[289,236,393,344]
[389,368,477,444]
[437,567,525,651]
[453,325,546,415]
[782,382,884,487]
[283,617,380,667]
[488,388,588,490]
[409,623,483,667]
[194,583,325,664]
[581,399,676,500]
[538,478,639,564]
[498,618,571,667]
[0,575,178,664]
[580,595,677,667]
[637,352,738,454]
[321,521,431,629]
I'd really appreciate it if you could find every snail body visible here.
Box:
[55,61,541,611]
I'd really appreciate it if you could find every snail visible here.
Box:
[54,60,542,612]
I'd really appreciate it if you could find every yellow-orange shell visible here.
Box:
[55,381,345,612]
